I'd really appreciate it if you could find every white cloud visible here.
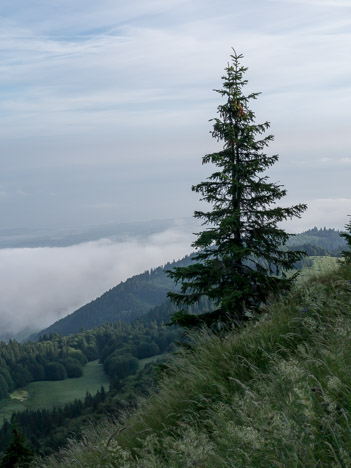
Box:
[272,0,351,6]
[0,227,194,336]
[282,198,351,233]
[340,157,351,164]
[310,157,351,167]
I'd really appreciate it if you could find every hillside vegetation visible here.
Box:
[0,360,109,426]
[0,319,180,456]
[36,261,351,467]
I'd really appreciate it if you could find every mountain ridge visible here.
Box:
[29,255,193,341]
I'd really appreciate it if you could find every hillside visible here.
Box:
[287,227,346,255]
[30,256,193,340]
[31,228,346,341]
[37,261,351,467]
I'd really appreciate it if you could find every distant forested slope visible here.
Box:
[31,228,346,341]
[287,227,346,255]
[30,256,193,340]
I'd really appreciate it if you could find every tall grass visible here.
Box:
[36,263,351,467]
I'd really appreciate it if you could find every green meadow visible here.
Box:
[297,255,340,282]
[0,355,168,427]
[0,360,109,426]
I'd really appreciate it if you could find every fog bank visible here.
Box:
[0,227,193,338]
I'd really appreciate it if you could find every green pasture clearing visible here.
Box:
[0,360,109,426]
[297,256,339,282]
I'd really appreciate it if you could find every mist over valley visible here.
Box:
[0,219,196,339]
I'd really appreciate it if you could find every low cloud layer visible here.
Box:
[280,198,351,233]
[298,199,351,232]
[0,227,194,337]
[1,200,350,338]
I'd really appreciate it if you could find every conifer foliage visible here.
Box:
[1,424,33,467]
[341,217,351,263]
[168,50,307,327]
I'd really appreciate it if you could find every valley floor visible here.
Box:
[0,361,109,426]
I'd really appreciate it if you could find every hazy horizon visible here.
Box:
[0,220,197,339]
[0,217,346,340]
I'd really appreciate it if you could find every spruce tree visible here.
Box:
[341,217,351,263]
[168,50,307,327]
[1,424,33,468]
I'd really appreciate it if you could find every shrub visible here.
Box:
[137,342,160,359]
[104,355,139,379]
[67,350,87,365]
[45,363,67,381]
[62,359,83,378]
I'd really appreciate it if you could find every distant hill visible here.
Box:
[31,228,346,341]
[30,256,193,340]
[287,227,346,255]
[136,296,214,326]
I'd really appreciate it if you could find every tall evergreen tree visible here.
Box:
[168,50,307,327]
[1,424,33,467]
[341,217,351,263]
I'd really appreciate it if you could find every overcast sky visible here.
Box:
[0,0,350,231]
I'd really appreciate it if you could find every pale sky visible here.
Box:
[0,0,350,230]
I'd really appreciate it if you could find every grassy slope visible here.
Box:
[296,256,339,282]
[37,261,351,467]
[138,354,169,370]
[0,361,109,426]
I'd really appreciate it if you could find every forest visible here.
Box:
[0,318,180,456]
[28,256,194,340]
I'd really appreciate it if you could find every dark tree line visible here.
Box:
[0,387,107,457]
[0,315,181,458]
[0,339,88,398]
[0,355,164,458]
[0,318,180,403]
